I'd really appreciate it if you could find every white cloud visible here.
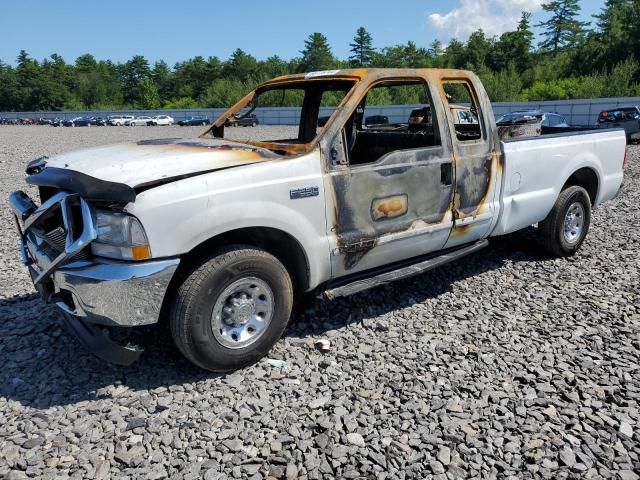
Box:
[428,0,544,42]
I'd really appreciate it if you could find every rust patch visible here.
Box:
[133,138,280,165]
[371,195,408,220]
[450,223,471,237]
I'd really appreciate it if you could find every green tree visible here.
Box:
[378,41,431,68]
[0,61,19,111]
[152,60,172,99]
[261,55,288,80]
[442,39,466,68]
[494,13,534,72]
[136,78,161,109]
[478,64,524,101]
[537,0,590,51]
[120,55,151,104]
[200,79,246,107]
[223,49,258,82]
[300,33,335,71]
[627,0,640,61]
[464,30,495,69]
[349,27,375,66]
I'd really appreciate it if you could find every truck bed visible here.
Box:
[491,128,626,237]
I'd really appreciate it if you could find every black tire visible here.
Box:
[538,185,591,257]
[170,245,293,372]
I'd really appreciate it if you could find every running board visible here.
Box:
[323,239,489,300]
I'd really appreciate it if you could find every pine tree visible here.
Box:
[349,27,375,66]
[429,40,443,57]
[495,12,534,71]
[594,0,630,34]
[628,0,640,61]
[595,0,635,65]
[537,0,590,51]
[300,33,335,71]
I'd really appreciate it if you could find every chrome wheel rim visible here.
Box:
[563,202,585,244]
[211,277,274,349]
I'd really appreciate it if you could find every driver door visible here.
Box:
[323,78,456,277]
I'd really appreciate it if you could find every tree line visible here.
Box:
[0,0,639,112]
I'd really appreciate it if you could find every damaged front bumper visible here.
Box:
[9,190,179,365]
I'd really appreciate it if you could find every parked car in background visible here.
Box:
[127,116,154,126]
[108,115,135,126]
[62,117,93,127]
[542,113,569,128]
[597,106,640,143]
[150,115,174,126]
[450,105,479,124]
[497,111,569,128]
[94,117,108,126]
[496,110,571,140]
[225,113,259,127]
[364,115,389,126]
[179,116,211,126]
[104,115,121,126]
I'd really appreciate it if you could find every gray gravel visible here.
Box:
[1,125,639,479]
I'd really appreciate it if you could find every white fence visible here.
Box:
[2,97,639,126]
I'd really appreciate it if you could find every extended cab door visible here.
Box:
[322,77,456,278]
[439,76,500,248]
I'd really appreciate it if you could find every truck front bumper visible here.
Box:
[9,190,179,364]
[41,256,179,327]
[10,190,179,327]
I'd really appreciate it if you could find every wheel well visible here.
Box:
[563,167,598,205]
[178,227,310,295]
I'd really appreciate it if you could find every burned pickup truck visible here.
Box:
[10,69,626,372]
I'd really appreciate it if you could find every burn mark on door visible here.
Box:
[371,194,408,220]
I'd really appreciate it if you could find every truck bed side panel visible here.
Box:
[492,129,625,237]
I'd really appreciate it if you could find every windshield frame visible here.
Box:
[200,76,360,155]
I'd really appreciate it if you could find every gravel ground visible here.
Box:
[0,125,638,480]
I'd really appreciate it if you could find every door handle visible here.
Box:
[440,163,452,186]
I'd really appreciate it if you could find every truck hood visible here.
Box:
[42,137,280,189]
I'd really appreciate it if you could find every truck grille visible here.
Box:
[42,226,91,261]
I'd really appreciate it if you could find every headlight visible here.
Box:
[90,210,151,261]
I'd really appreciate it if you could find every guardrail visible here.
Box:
[2,97,639,126]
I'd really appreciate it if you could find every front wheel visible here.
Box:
[538,185,591,257]
[170,246,293,372]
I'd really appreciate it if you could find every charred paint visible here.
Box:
[196,68,501,271]
[136,138,278,157]
[319,69,500,269]
[339,237,378,270]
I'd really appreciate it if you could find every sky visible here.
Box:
[0,0,603,66]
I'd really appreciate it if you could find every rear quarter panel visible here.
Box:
[492,129,625,236]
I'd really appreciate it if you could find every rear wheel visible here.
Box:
[538,185,591,257]
[170,246,293,372]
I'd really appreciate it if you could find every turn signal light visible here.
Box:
[131,245,152,260]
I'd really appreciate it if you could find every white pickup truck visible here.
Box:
[10,69,626,372]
